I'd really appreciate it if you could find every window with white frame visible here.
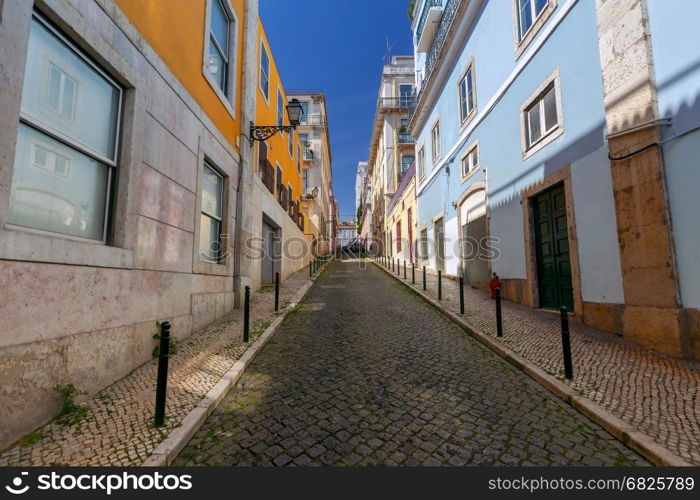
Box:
[420,228,429,260]
[517,0,549,41]
[302,168,308,194]
[260,41,270,100]
[199,162,224,262]
[277,88,284,128]
[461,144,479,178]
[206,0,232,95]
[8,13,122,242]
[399,84,413,107]
[458,65,475,123]
[288,127,293,156]
[431,121,441,162]
[524,81,559,150]
[418,146,426,179]
[296,145,301,173]
[400,155,414,181]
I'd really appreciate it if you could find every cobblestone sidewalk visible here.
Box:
[0,265,318,466]
[375,259,700,465]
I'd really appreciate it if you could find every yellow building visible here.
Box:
[253,20,303,221]
[116,0,246,151]
[386,164,417,265]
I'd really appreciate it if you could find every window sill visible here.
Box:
[459,107,478,132]
[522,126,564,160]
[0,226,134,269]
[460,167,480,184]
[202,69,236,121]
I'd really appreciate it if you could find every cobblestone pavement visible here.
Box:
[0,265,318,466]
[174,260,647,466]
[375,258,700,465]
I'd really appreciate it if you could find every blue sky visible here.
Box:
[259,0,414,222]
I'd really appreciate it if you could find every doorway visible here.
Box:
[532,184,573,310]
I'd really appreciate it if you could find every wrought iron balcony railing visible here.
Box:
[410,0,462,122]
[397,133,415,144]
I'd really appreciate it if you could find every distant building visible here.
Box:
[336,221,357,249]
[366,55,415,256]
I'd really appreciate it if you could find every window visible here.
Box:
[302,169,308,194]
[459,65,475,123]
[517,0,549,41]
[399,84,413,107]
[418,146,426,180]
[396,220,402,252]
[431,121,441,162]
[276,164,283,197]
[400,155,414,181]
[524,82,559,149]
[299,101,309,124]
[297,145,301,173]
[277,88,284,128]
[8,13,122,242]
[259,41,270,100]
[199,163,224,262]
[207,0,231,95]
[288,128,293,156]
[461,144,479,178]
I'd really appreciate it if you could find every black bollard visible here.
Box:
[438,270,442,300]
[412,263,415,284]
[392,258,395,273]
[243,286,250,343]
[459,276,465,315]
[309,260,312,278]
[423,266,426,291]
[154,321,171,427]
[274,272,280,312]
[560,307,574,380]
[403,260,406,279]
[496,287,503,338]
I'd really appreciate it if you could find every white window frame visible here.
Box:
[259,37,270,103]
[11,12,123,244]
[520,70,563,159]
[299,101,309,124]
[202,0,238,115]
[458,60,476,126]
[431,119,441,164]
[460,140,480,182]
[199,161,225,263]
[418,144,426,181]
[277,87,284,128]
[513,0,556,57]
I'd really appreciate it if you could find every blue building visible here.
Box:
[407,0,699,360]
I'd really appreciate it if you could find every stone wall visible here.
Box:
[0,0,242,448]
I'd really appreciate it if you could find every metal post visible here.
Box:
[496,287,503,338]
[274,272,280,312]
[309,261,312,278]
[412,263,415,284]
[560,307,574,380]
[423,266,426,291]
[392,258,395,273]
[243,286,250,343]
[438,270,442,300]
[154,321,171,427]
[403,260,406,279]
[459,276,465,315]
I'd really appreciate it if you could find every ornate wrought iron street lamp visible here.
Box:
[249,98,304,146]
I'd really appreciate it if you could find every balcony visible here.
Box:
[397,132,415,144]
[299,113,325,127]
[377,97,413,110]
[415,0,443,52]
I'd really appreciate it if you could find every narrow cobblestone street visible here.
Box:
[174,260,648,466]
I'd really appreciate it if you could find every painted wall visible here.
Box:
[413,0,624,305]
[116,0,245,151]
[647,0,700,309]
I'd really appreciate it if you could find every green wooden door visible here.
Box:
[532,184,574,310]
